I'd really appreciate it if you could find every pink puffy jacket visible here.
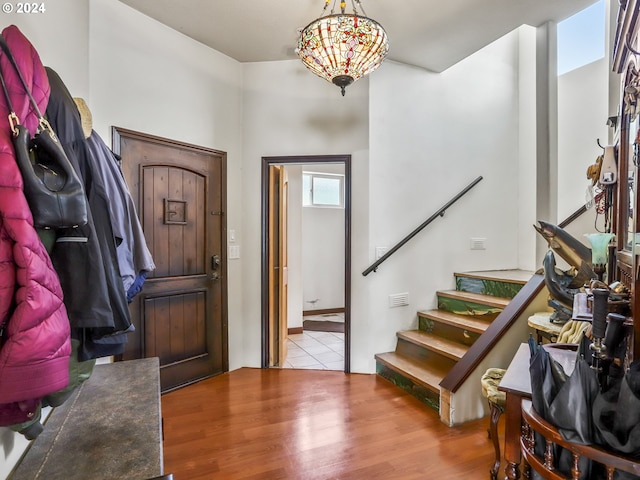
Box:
[0,25,71,424]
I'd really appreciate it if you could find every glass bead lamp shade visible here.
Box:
[585,233,615,266]
[297,11,389,96]
[585,232,615,281]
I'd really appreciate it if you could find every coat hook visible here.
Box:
[597,138,605,150]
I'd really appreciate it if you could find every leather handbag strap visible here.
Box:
[0,50,18,131]
[0,35,50,134]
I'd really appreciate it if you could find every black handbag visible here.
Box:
[0,36,87,229]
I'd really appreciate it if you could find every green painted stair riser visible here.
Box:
[455,276,523,299]
[376,363,440,412]
[418,316,480,345]
[437,296,502,316]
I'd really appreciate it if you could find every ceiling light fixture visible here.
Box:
[296,0,389,96]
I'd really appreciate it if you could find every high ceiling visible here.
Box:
[118,0,597,73]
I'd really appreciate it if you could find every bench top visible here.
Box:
[10,357,163,480]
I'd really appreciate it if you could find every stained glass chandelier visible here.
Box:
[297,0,389,96]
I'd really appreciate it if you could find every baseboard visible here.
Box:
[288,327,303,335]
[302,307,345,316]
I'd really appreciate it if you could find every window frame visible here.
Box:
[302,171,345,208]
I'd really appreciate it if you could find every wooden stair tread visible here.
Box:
[397,330,468,361]
[375,352,447,394]
[454,269,534,285]
[437,290,510,309]
[374,270,532,410]
[417,309,492,334]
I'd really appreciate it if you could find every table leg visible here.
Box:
[504,462,520,480]
[489,403,503,480]
[502,392,523,480]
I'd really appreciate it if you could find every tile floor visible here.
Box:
[283,330,344,371]
[283,330,344,370]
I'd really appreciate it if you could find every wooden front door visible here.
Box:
[114,127,227,392]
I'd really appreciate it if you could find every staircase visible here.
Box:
[374,270,532,413]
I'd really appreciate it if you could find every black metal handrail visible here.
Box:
[362,176,484,276]
[557,204,588,229]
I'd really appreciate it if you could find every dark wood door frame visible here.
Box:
[261,155,352,372]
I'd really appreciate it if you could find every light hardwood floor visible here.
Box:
[161,368,498,479]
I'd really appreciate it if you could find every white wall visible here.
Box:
[302,204,345,310]
[286,163,346,327]
[1,1,244,477]
[364,31,523,371]
[241,59,370,368]
[518,26,539,272]
[552,57,610,270]
[285,165,304,329]
[558,58,610,221]
[301,164,345,312]
[0,0,615,476]
[3,0,90,99]
[88,0,245,373]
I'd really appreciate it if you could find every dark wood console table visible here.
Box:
[498,343,578,479]
[9,357,165,480]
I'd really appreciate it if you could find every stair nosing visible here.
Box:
[397,330,468,361]
[454,269,534,285]
[375,351,444,394]
[437,290,510,309]
[417,309,491,334]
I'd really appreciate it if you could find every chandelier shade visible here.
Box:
[297,7,389,96]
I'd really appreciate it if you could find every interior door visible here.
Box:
[268,165,289,366]
[262,155,351,372]
[114,127,227,392]
[279,168,289,364]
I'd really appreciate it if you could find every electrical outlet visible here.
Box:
[229,245,240,259]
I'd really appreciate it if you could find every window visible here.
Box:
[302,171,344,208]
[557,0,605,76]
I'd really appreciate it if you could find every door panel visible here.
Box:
[279,168,289,364]
[144,292,206,362]
[267,166,278,366]
[268,165,289,366]
[142,166,206,277]
[114,127,227,392]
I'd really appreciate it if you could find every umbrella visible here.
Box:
[592,360,640,456]
[529,345,640,479]
[529,345,600,478]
